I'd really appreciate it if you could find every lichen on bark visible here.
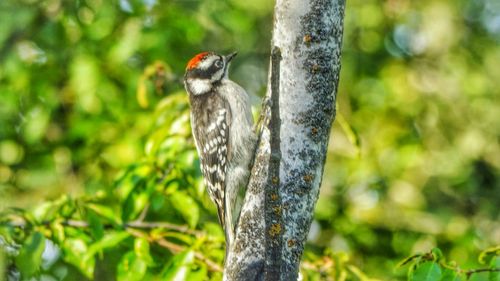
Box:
[223,0,346,280]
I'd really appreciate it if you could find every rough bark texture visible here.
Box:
[224,0,345,280]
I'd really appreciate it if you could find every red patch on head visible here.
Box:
[186,52,210,70]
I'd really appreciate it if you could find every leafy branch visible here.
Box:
[398,247,500,281]
[0,93,224,280]
[126,228,223,272]
[2,209,222,272]
[4,218,204,237]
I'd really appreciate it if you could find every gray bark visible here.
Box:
[224,0,345,280]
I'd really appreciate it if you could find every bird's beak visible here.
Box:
[225,52,238,63]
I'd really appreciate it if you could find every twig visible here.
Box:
[64,220,89,227]
[66,219,205,236]
[125,221,204,237]
[464,267,500,278]
[4,219,220,271]
[157,238,224,273]
[126,228,223,272]
[4,219,205,237]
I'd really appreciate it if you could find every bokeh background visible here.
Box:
[0,0,499,279]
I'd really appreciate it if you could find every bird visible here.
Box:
[183,51,257,251]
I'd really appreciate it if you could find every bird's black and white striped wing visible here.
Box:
[192,99,231,231]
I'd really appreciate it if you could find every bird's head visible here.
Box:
[184,51,237,96]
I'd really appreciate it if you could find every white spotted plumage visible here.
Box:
[184,52,256,255]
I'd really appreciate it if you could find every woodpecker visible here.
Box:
[184,52,256,250]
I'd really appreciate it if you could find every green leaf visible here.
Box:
[115,168,138,201]
[132,192,149,219]
[431,248,444,262]
[490,257,500,281]
[151,191,166,210]
[87,210,104,240]
[52,231,129,279]
[15,232,45,278]
[410,262,442,281]
[85,231,130,259]
[60,198,77,217]
[169,112,191,136]
[480,246,500,265]
[62,238,95,278]
[31,201,55,223]
[117,251,147,281]
[441,268,461,281]
[86,203,121,225]
[134,237,153,264]
[64,231,130,278]
[50,221,65,243]
[161,250,195,280]
[162,231,195,245]
[170,191,199,228]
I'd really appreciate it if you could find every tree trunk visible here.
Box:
[224,0,346,280]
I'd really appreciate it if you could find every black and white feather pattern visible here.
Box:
[185,52,257,253]
[190,95,231,234]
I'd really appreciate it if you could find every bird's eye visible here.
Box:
[215,60,223,68]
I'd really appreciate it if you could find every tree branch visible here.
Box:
[126,228,223,272]
[4,219,205,237]
[465,268,500,278]
[265,46,283,280]
[4,219,221,272]
[224,0,346,280]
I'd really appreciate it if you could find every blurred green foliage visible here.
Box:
[1,92,228,280]
[318,0,500,279]
[0,0,499,280]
